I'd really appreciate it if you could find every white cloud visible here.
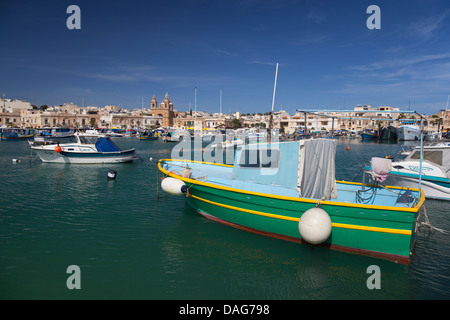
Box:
[408,9,450,41]
[350,53,450,72]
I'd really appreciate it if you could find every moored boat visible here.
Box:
[139,130,159,140]
[158,139,424,264]
[379,125,398,141]
[162,130,190,143]
[1,128,35,140]
[381,145,450,201]
[397,122,420,141]
[360,129,378,141]
[30,132,138,163]
[34,127,75,143]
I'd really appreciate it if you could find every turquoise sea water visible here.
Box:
[1,138,449,300]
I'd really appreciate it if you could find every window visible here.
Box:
[239,148,280,168]
[79,136,98,144]
[410,150,442,165]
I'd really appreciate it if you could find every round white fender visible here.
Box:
[298,207,332,244]
[107,169,117,179]
[161,177,187,195]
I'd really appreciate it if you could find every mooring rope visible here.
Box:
[421,206,450,235]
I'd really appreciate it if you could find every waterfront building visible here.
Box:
[2,95,447,135]
[205,117,233,130]
[19,104,100,128]
[0,109,21,127]
[437,109,450,132]
[173,115,205,130]
[276,112,336,134]
[0,98,33,111]
[0,98,32,127]
[150,93,175,127]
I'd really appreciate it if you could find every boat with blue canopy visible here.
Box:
[29,132,138,163]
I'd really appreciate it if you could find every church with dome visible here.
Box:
[150,93,175,127]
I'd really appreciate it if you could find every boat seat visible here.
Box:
[396,190,413,205]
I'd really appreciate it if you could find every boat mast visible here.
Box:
[443,95,449,134]
[194,87,197,132]
[271,63,278,113]
[415,111,424,198]
[268,63,278,143]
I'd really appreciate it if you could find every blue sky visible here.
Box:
[1,0,450,115]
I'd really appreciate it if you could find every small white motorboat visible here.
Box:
[29,132,138,164]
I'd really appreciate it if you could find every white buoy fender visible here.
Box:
[107,169,117,180]
[161,177,187,195]
[298,207,332,244]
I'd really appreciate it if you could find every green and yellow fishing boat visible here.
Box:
[158,139,425,264]
[1,128,35,140]
[139,131,159,140]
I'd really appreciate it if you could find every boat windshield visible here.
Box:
[238,148,280,168]
[78,136,98,144]
[410,150,442,166]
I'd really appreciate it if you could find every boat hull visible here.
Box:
[139,135,158,140]
[361,132,377,141]
[398,126,420,141]
[32,147,137,163]
[386,173,450,201]
[159,160,424,264]
[1,134,34,140]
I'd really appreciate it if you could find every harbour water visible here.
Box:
[1,138,449,300]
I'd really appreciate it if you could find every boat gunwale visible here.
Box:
[158,158,425,213]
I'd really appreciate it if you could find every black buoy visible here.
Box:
[107,169,117,180]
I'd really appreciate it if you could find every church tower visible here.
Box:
[150,93,175,127]
[151,94,157,109]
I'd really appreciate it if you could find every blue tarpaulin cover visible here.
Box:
[95,137,121,152]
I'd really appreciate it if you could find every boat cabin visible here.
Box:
[406,145,450,167]
[232,139,337,200]
[75,134,121,152]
